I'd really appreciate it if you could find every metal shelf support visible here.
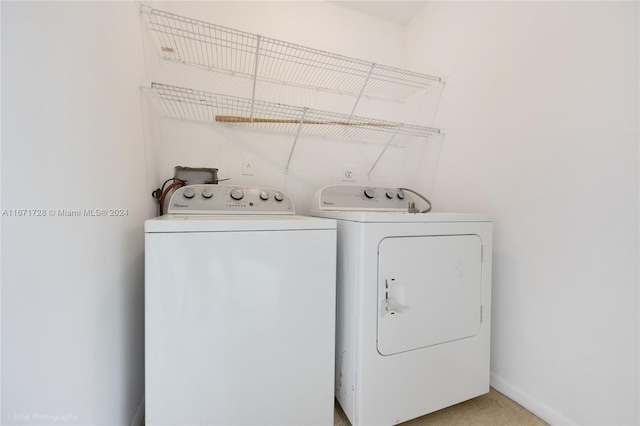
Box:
[348,63,375,122]
[285,108,309,173]
[250,35,262,119]
[368,125,403,177]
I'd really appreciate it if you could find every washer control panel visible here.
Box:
[168,184,295,214]
[312,185,417,211]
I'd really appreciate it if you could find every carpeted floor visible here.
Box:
[142,387,547,425]
[333,387,548,426]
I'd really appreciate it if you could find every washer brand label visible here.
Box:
[173,203,189,208]
[322,201,334,205]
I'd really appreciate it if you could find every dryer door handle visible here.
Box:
[382,279,409,315]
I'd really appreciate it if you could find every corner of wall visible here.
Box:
[490,373,575,426]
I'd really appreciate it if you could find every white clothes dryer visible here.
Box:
[145,185,336,426]
[311,185,492,426]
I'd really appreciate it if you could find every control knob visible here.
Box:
[230,188,244,201]
[363,187,376,199]
[202,189,213,199]
[386,190,394,199]
[183,188,195,199]
[274,192,284,202]
[397,190,405,200]
[260,191,270,201]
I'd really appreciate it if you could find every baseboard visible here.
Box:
[130,394,145,426]
[490,372,575,425]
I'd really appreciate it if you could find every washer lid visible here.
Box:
[310,210,491,223]
[145,214,336,233]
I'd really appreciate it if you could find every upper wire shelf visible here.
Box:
[142,7,443,102]
[149,82,441,145]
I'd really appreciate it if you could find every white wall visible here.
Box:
[1,2,152,424]
[407,2,639,425]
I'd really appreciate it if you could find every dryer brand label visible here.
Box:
[173,203,189,208]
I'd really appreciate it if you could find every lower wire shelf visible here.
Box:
[149,82,441,144]
[147,82,443,173]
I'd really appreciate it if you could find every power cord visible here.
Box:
[152,178,186,215]
[398,187,432,213]
[151,177,230,215]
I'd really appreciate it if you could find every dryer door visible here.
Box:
[377,234,483,355]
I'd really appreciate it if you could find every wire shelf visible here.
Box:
[150,82,441,145]
[143,7,443,102]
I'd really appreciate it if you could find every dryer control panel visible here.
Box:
[168,184,295,214]
[311,185,418,211]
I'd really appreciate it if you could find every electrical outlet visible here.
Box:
[242,157,256,176]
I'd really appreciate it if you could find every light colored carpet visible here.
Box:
[142,387,547,425]
[333,387,548,426]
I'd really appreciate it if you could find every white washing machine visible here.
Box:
[145,184,336,426]
[311,185,492,426]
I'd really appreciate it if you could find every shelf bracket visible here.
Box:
[347,63,375,122]
[367,124,403,177]
[249,35,262,120]
[285,107,308,173]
